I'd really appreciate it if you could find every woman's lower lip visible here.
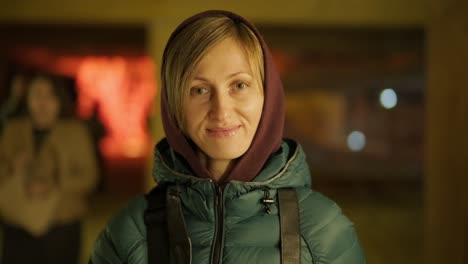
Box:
[206,126,240,137]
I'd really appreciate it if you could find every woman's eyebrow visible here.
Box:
[227,72,252,78]
[192,72,253,82]
[192,76,210,82]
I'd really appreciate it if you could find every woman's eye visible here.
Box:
[235,82,247,89]
[191,87,209,95]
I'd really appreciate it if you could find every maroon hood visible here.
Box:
[161,10,285,182]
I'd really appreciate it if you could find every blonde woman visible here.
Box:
[90,10,365,264]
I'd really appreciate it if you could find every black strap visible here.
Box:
[144,185,170,264]
[144,185,191,264]
[278,188,301,264]
[166,188,191,264]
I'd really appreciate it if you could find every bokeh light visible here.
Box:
[347,130,366,152]
[380,88,398,109]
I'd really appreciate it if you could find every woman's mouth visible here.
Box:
[206,125,241,137]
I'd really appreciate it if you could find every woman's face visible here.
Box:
[184,37,264,163]
[27,77,60,129]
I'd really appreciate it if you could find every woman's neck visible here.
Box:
[31,117,57,131]
[196,150,235,182]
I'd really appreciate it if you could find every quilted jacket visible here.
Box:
[90,139,365,264]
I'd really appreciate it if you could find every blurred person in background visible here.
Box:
[90,10,365,264]
[0,72,98,264]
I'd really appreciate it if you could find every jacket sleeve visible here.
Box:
[89,229,124,264]
[0,121,16,185]
[298,190,366,264]
[89,196,149,264]
[0,127,11,185]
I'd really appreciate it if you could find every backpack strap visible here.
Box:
[144,185,170,264]
[144,185,191,264]
[166,187,192,264]
[278,188,301,264]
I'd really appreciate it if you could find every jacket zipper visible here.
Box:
[211,183,225,264]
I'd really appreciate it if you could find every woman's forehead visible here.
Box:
[29,77,53,92]
[192,38,259,81]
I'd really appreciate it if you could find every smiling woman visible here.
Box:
[90,10,366,264]
[184,37,264,180]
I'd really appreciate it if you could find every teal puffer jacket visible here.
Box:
[90,139,365,263]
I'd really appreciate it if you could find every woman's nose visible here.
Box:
[209,91,231,121]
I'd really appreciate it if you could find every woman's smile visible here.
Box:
[206,125,241,137]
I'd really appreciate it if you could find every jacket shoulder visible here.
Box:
[1,118,31,154]
[2,117,29,134]
[55,119,88,133]
[90,195,148,264]
[297,188,366,263]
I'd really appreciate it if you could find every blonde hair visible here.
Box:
[162,15,264,132]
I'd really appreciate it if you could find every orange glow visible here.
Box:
[271,49,292,76]
[76,57,156,158]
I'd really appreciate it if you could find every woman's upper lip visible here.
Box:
[207,125,241,132]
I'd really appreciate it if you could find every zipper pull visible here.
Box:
[261,188,274,214]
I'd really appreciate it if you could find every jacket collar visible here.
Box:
[152,138,312,190]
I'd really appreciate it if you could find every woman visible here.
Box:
[90,10,365,264]
[0,72,97,264]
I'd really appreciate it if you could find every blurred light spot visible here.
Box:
[347,131,366,152]
[77,56,157,159]
[380,88,398,109]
